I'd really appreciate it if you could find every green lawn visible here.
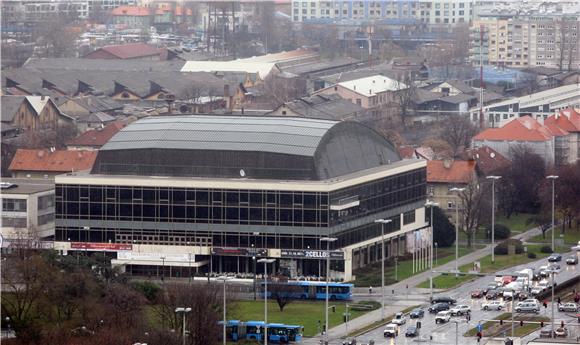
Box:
[528,229,580,245]
[417,244,559,289]
[496,213,535,234]
[464,313,548,337]
[352,246,479,287]
[228,300,378,337]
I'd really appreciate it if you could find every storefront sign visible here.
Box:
[117,252,192,262]
[211,247,268,257]
[280,249,344,260]
[71,242,132,251]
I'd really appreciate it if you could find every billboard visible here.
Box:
[71,242,132,251]
[210,247,268,257]
[280,249,345,260]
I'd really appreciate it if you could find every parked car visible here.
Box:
[531,281,551,295]
[428,303,450,313]
[435,311,452,324]
[539,329,556,338]
[566,256,578,265]
[431,296,456,305]
[485,290,500,300]
[555,327,568,337]
[516,291,529,301]
[471,290,483,298]
[558,303,578,312]
[502,276,513,285]
[391,312,406,325]
[450,305,471,316]
[405,325,419,337]
[548,254,562,262]
[483,285,497,295]
[515,302,540,313]
[409,308,424,319]
[383,324,398,338]
[482,301,505,311]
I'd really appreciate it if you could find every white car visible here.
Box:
[435,311,451,323]
[558,303,578,312]
[571,241,580,251]
[482,301,505,311]
[531,281,551,295]
[450,305,471,316]
[383,323,399,338]
[518,299,540,309]
[391,312,407,325]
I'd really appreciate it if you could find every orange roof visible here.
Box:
[66,122,126,148]
[427,160,476,184]
[111,6,163,16]
[545,108,580,133]
[9,149,97,173]
[474,116,553,142]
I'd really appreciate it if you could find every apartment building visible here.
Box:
[291,0,475,26]
[470,16,580,69]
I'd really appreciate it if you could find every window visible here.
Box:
[403,210,416,225]
[38,194,54,210]
[2,217,26,227]
[2,198,27,212]
[356,99,362,105]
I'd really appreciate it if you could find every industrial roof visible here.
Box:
[338,75,406,96]
[102,115,339,157]
[0,178,54,195]
[1,96,26,122]
[181,61,277,79]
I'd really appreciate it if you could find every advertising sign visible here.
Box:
[210,247,268,257]
[71,242,132,251]
[280,249,344,260]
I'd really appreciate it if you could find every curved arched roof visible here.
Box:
[94,115,401,180]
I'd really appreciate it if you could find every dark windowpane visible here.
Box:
[197,191,209,205]
[226,207,239,222]
[143,189,155,203]
[226,192,239,205]
[250,193,262,207]
[196,206,209,220]
[173,205,185,219]
[172,190,185,204]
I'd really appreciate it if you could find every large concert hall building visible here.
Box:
[54,115,428,281]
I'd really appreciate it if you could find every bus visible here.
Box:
[219,320,303,343]
[262,281,353,300]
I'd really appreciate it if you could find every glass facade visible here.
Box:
[55,167,426,250]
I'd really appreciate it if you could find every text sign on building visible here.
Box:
[71,242,132,251]
[211,247,268,257]
[117,252,192,263]
[280,249,345,260]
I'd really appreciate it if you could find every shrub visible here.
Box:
[527,252,537,259]
[486,224,511,240]
[494,239,524,255]
[131,281,161,302]
[540,245,553,254]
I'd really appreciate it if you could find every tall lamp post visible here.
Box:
[425,201,439,300]
[486,176,501,264]
[320,237,337,343]
[160,256,166,285]
[374,218,392,320]
[174,307,191,345]
[546,175,558,252]
[217,276,233,345]
[450,188,465,276]
[257,258,275,345]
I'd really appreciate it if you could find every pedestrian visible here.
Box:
[369,286,373,294]
[557,297,561,305]
[543,300,548,309]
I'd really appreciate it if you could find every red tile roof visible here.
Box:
[468,146,511,176]
[427,160,476,184]
[66,122,126,148]
[474,116,553,142]
[397,146,416,159]
[544,108,580,133]
[92,42,162,59]
[9,149,97,173]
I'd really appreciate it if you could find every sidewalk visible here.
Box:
[314,226,544,341]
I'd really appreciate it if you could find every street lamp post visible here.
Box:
[320,237,337,343]
[174,307,191,345]
[551,271,555,338]
[160,256,166,285]
[486,176,502,264]
[257,258,275,345]
[425,201,439,300]
[374,219,392,320]
[217,276,233,345]
[252,256,257,301]
[450,188,465,276]
[434,242,438,266]
[546,175,558,252]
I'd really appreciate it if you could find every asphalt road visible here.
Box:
[341,250,580,345]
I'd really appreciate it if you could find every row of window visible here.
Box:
[2,198,27,212]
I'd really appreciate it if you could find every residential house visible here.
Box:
[110,6,172,30]
[464,146,511,176]
[57,96,123,131]
[1,95,73,132]
[472,116,557,166]
[544,108,580,165]
[9,149,97,179]
[390,57,429,81]
[83,42,165,60]
[0,178,55,241]
[314,75,406,117]
[66,121,126,151]
[427,159,477,220]
[267,94,367,121]
[398,146,435,161]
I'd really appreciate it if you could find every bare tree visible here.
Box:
[458,179,488,248]
[439,114,478,158]
[392,73,417,126]
[268,283,303,312]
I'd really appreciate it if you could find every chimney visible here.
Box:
[41,95,46,101]
[353,85,356,91]
[443,159,453,169]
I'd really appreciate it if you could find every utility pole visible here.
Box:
[487,176,502,264]
[426,201,439,300]
[546,175,558,252]
[374,219,391,320]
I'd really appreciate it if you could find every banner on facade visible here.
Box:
[117,252,193,263]
[210,247,268,257]
[71,242,132,251]
[280,249,345,260]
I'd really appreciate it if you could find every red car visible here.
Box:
[502,276,513,285]
[471,290,484,299]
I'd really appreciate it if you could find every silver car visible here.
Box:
[515,302,539,313]
[558,303,578,312]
